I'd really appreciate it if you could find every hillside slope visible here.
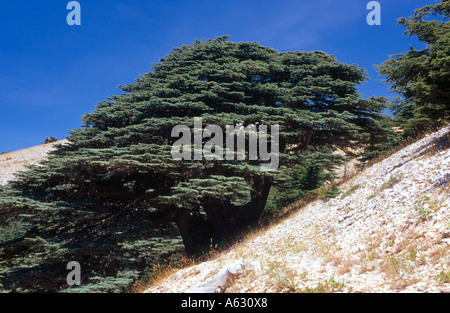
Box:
[145,126,450,293]
[0,140,67,185]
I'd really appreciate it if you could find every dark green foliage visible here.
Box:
[0,185,184,292]
[359,112,400,161]
[0,36,391,292]
[263,157,334,220]
[378,1,450,137]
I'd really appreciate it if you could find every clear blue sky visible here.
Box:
[0,0,431,152]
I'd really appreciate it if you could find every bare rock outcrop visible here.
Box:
[184,261,245,293]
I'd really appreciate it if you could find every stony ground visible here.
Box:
[145,126,450,293]
[0,140,67,185]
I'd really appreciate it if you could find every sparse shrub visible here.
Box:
[43,136,58,144]
[380,256,403,278]
[341,184,361,199]
[319,184,341,200]
[406,249,418,262]
[380,173,403,190]
[413,195,439,223]
[437,270,450,285]
[264,260,297,292]
[301,280,348,293]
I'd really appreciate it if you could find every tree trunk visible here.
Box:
[174,209,213,255]
[207,174,272,241]
[175,175,273,255]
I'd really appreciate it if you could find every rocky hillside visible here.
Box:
[1,128,448,293]
[144,126,450,293]
[0,140,67,185]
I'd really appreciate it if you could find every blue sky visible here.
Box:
[0,0,433,152]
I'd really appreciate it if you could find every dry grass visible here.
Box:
[335,260,355,275]
[263,260,298,293]
[299,279,350,293]
[427,245,449,266]
[390,277,422,290]
[132,254,210,293]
